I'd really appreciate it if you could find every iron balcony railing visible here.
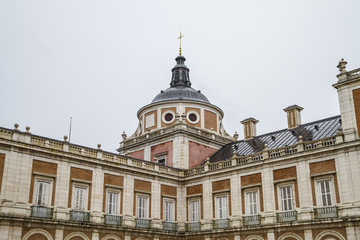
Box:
[104,215,122,225]
[70,210,90,222]
[213,219,230,229]
[186,222,201,232]
[31,206,53,219]
[163,221,178,231]
[277,210,297,223]
[315,206,338,219]
[136,218,151,229]
[243,215,261,226]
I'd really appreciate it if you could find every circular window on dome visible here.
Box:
[162,111,175,124]
[187,111,200,124]
[165,113,173,122]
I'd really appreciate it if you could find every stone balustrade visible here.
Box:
[0,126,341,178]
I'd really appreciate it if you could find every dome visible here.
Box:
[152,86,210,104]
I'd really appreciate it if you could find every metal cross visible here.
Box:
[178,32,184,55]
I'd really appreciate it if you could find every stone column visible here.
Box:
[202,178,212,230]
[91,166,104,223]
[151,177,162,229]
[54,160,70,220]
[123,174,135,227]
[230,172,241,227]
[262,167,275,224]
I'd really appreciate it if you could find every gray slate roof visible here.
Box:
[152,86,210,104]
[209,115,341,163]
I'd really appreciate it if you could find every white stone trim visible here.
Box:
[278,233,302,240]
[64,232,89,240]
[315,230,345,240]
[186,111,200,124]
[102,234,121,240]
[244,235,264,240]
[22,229,53,240]
[162,110,175,124]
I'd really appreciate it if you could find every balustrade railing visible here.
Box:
[136,218,151,229]
[314,206,338,219]
[213,219,229,229]
[186,222,201,232]
[163,222,177,231]
[104,215,122,225]
[0,129,13,140]
[243,215,261,226]
[31,206,53,219]
[70,210,90,222]
[277,210,297,222]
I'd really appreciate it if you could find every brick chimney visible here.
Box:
[241,118,259,140]
[283,105,303,129]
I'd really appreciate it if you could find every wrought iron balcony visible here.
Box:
[186,222,201,232]
[315,206,338,219]
[277,210,297,223]
[104,215,122,225]
[163,221,178,231]
[70,210,90,222]
[136,218,151,229]
[213,219,230,229]
[243,215,261,226]
[31,206,53,219]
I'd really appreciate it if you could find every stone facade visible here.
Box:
[0,59,360,240]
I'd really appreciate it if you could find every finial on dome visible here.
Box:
[177,31,184,56]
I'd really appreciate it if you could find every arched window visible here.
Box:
[22,229,53,240]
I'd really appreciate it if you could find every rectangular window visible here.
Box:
[280,185,294,211]
[189,199,200,222]
[35,180,50,206]
[137,195,149,219]
[245,190,259,215]
[73,185,87,211]
[317,179,334,207]
[164,199,175,222]
[107,191,119,215]
[215,195,228,219]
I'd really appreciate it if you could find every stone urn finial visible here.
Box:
[97,144,102,150]
[337,58,347,73]
[122,131,127,140]
[25,126,31,133]
[233,131,239,140]
[14,123,19,131]
[63,135,68,142]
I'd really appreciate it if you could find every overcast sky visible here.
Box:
[1,0,359,152]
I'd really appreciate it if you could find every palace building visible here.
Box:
[0,53,360,240]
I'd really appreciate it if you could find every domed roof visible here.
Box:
[152,86,210,103]
[151,55,210,104]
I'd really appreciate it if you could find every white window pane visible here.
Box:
[74,187,86,211]
[280,186,293,211]
[107,192,119,215]
[35,181,50,206]
[190,200,200,222]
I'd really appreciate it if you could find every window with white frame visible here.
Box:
[106,189,120,215]
[72,184,88,211]
[245,189,259,216]
[163,198,175,222]
[137,194,149,219]
[279,185,294,211]
[34,178,52,206]
[215,194,228,219]
[189,199,200,222]
[316,178,335,207]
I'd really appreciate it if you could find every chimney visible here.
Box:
[283,105,303,129]
[241,117,259,140]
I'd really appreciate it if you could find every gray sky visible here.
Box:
[1,0,359,152]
